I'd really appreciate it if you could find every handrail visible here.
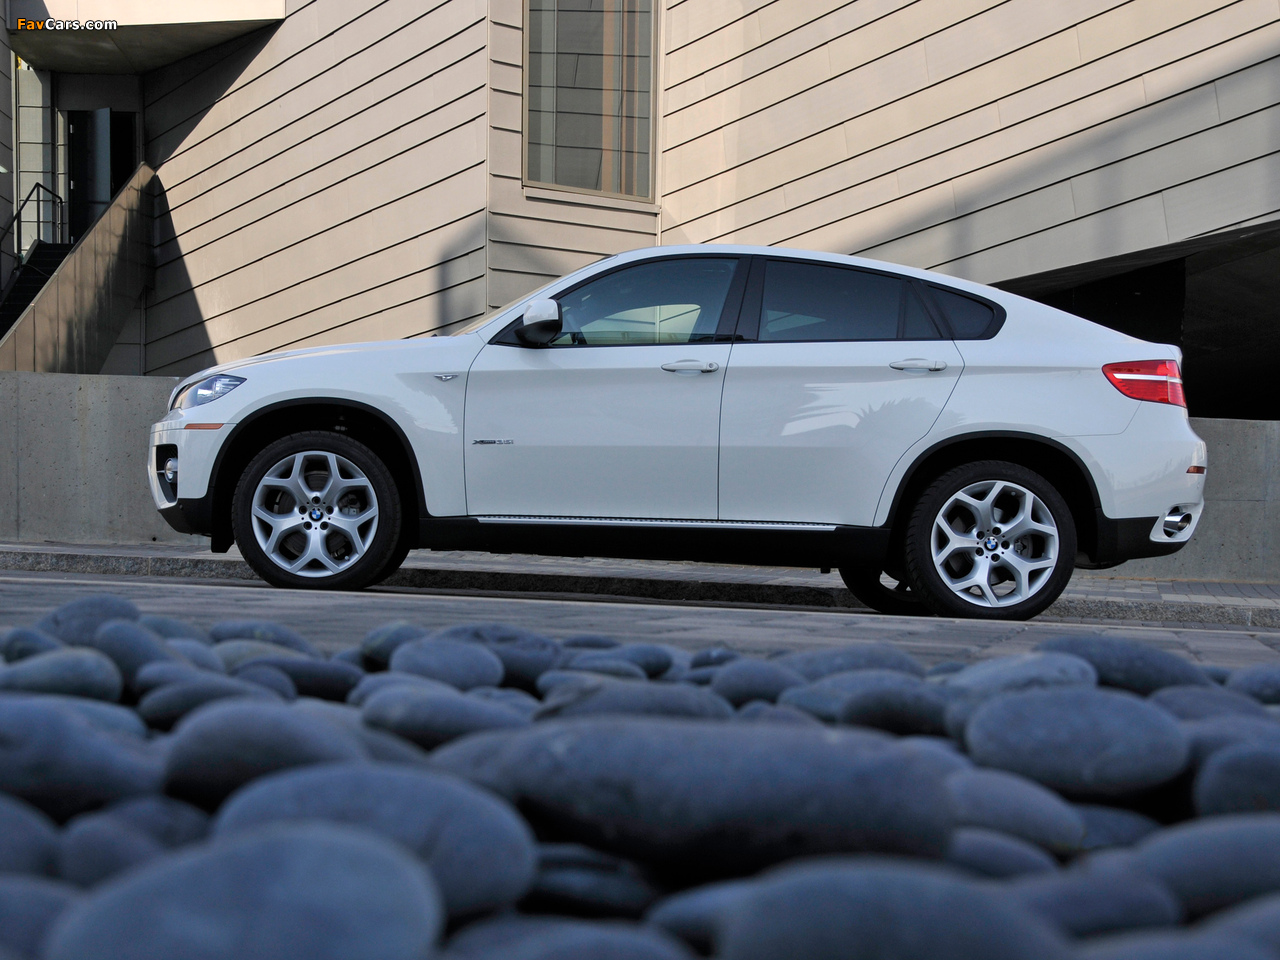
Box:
[0,182,67,270]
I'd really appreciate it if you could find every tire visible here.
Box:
[838,565,932,617]
[232,431,403,591]
[903,460,1076,621]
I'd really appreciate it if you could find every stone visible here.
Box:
[732,701,824,726]
[710,659,804,706]
[0,649,123,702]
[1036,636,1211,695]
[0,698,162,820]
[390,638,505,690]
[57,814,165,887]
[565,656,648,681]
[430,719,945,876]
[1195,743,1280,816]
[363,686,528,750]
[946,827,1057,878]
[132,661,207,695]
[1,628,64,662]
[715,859,1072,960]
[897,736,973,775]
[100,795,210,848]
[946,768,1086,854]
[1184,716,1280,767]
[163,701,368,809]
[137,677,282,730]
[446,916,694,959]
[1075,805,1162,850]
[1008,869,1182,938]
[691,648,739,668]
[534,670,602,696]
[779,670,946,733]
[682,666,720,685]
[562,635,621,649]
[1201,891,1280,955]
[331,647,365,669]
[775,643,925,680]
[44,823,443,960]
[943,653,1097,698]
[163,639,223,672]
[1076,931,1275,959]
[35,596,140,645]
[0,693,146,738]
[238,657,363,701]
[0,792,58,875]
[605,644,674,678]
[360,621,429,668]
[1228,665,1280,704]
[212,640,310,671]
[214,761,536,919]
[137,615,212,644]
[468,686,541,715]
[1202,665,1233,684]
[0,875,80,958]
[927,661,968,678]
[1150,684,1272,721]
[346,671,456,707]
[84,620,181,686]
[646,880,754,954]
[430,623,563,691]
[209,620,321,657]
[1130,813,1280,917]
[232,664,298,700]
[536,677,733,721]
[287,699,433,767]
[522,843,661,918]
[966,688,1189,797]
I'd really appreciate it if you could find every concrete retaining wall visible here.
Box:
[0,373,1277,581]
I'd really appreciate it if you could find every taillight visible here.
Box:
[1102,360,1185,407]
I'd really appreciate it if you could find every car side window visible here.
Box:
[550,258,739,346]
[928,285,1000,339]
[758,260,942,342]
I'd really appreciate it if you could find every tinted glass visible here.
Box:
[759,261,936,341]
[553,258,737,346]
[930,286,997,338]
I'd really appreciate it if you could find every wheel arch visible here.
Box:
[208,399,426,553]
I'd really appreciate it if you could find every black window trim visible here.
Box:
[918,281,1007,341]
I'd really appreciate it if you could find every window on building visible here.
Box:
[526,0,653,199]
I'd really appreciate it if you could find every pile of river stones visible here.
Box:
[3,598,1280,958]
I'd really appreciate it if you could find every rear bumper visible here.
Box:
[1087,511,1190,567]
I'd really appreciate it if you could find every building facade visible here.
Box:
[0,0,1277,418]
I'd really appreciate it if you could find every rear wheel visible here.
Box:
[232,431,402,590]
[903,460,1076,620]
[838,565,931,616]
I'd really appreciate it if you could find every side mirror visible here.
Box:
[514,299,562,347]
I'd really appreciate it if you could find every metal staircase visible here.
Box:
[0,239,75,340]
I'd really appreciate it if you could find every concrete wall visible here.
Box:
[0,370,190,543]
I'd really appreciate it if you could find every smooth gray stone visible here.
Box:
[215,761,536,918]
[287,699,433,767]
[137,677,283,729]
[536,677,733,721]
[0,649,123,702]
[232,663,298,700]
[897,737,973,775]
[0,875,80,958]
[468,686,540,715]
[360,621,428,667]
[947,768,1086,854]
[57,814,164,887]
[565,656,649,681]
[212,640,310,671]
[732,700,824,726]
[927,660,968,678]
[430,623,563,691]
[1,628,64,662]
[691,648,739,668]
[163,639,223,673]
[137,615,212,644]
[0,792,58,875]
[711,659,804,706]
[524,844,660,918]
[779,670,946,734]
[209,620,320,657]
[44,823,443,960]
[562,635,621,650]
[534,670,602,696]
[682,665,720,685]
[1131,814,1280,917]
[330,647,364,668]
[946,827,1057,878]
[1008,869,1182,938]
[364,686,529,749]
[447,916,693,959]
[98,795,209,848]
[35,597,139,645]
[779,669,924,722]
[1202,665,1233,684]
[1151,684,1273,721]
[943,653,1097,698]
[1184,716,1280,767]
[966,688,1189,797]
[1195,742,1280,815]
[1228,665,1280,704]
[775,643,925,680]
[944,695,983,742]
[716,859,1072,960]
[346,672,456,707]
[645,880,754,954]
[241,657,363,701]
[1078,930,1275,960]
[163,701,368,809]
[1036,635,1212,694]
[84,621,181,685]
[0,693,145,738]
[606,644,675,678]
[1075,805,1162,850]
[132,661,208,695]
[1201,891,1280,954]
[430,719,944,875]
[0,699,162,820]
[390,638,505,690]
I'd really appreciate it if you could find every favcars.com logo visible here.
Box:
[15,18,118,30]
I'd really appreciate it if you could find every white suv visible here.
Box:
[149,245,1205,620]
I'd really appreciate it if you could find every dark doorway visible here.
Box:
[67,108,137,242]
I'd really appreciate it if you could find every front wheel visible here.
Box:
[232,431,403,590]
[903,461,1076,620]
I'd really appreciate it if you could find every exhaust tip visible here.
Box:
[1163,510,1193,537]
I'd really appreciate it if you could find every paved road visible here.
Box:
[2,570,1279,669]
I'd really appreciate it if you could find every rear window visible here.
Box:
[929,286,1002,339]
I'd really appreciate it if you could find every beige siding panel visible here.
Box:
[491,61,522,96]
[488,240,614,283]
[487,269,564,308]
[491,0,521,29]
[777,182,958,259]
[491,20,522,67]
[1078,0,1239,62]
[491,86,522,134]
[489,212,655,257]
[1163,151,1280,239]
[1216,53,1280,119]
[664,0,769,53]
[489,177,660,231]
[1142,7,1280,102]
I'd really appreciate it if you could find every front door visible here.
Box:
[465,256,745,519]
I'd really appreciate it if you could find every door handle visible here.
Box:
[661,359,720,374]
[889,358,948,372]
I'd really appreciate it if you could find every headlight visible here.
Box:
[173,375,245,409]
